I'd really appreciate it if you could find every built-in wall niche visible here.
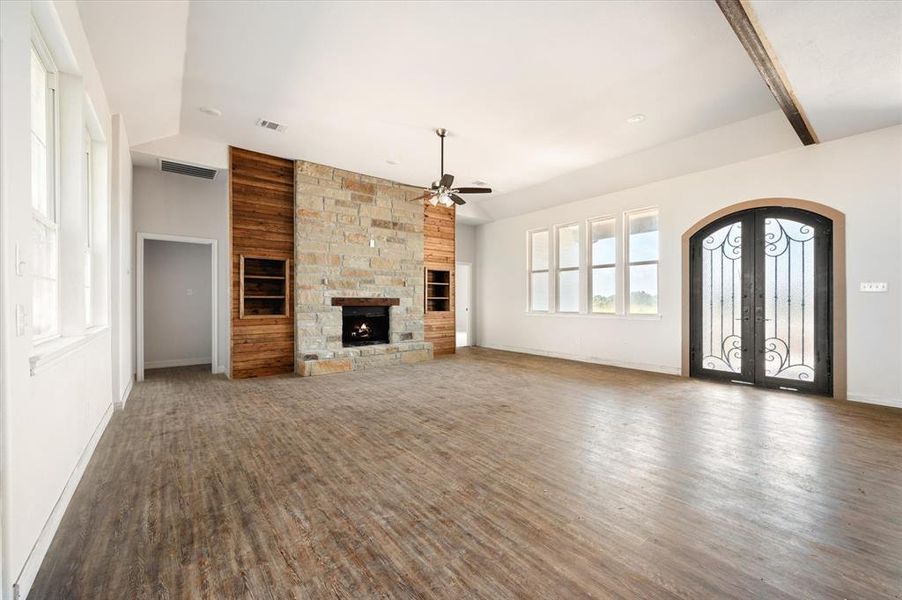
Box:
[240,255,290,317]
[425,268,451,312]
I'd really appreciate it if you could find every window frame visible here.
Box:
[587,215,618,315]
[527,228,550,313]
[30,30,61,343]
[83,127,94,327]
[625,207,661,317]
[554,222,581,313]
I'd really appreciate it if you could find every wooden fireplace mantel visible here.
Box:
[331,297,400,307]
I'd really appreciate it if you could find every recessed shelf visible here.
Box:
[425,268,451,312]
[240,256,290,318]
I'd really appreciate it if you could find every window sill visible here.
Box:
[524,311,662,321]
[30,326,109,376]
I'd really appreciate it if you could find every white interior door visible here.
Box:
[456,262,471,347]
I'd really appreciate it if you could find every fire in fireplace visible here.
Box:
[342,306,390,346]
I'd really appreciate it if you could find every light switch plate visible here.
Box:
[16,304,26,336]
[860,282,888,293]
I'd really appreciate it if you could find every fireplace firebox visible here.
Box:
[342,306,390,347]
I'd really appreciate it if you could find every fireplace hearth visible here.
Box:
[342,305,390,347]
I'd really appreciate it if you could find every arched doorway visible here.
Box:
[681,199,846,398]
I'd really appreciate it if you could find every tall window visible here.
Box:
[589,217,616,313]
[528,229,549,311]
[31,44,59,340]
[556,223,580,312]
[84,129,94,326]
[626,209,659,314]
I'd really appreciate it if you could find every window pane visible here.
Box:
[30,52,47,142]
[701,221,742,373]
[591,267,615,313]
[764,217,816,382]
[530,230,549,271]
[33,218,58,338]
[31,135,48,215]
[558,270,578,312]
[591,219,615,265]
[629,212,658,262]
[629,263,658,314]
[557,224,579,269]
[530,272,549,311]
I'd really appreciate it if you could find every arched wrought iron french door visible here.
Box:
[690,207,832,395]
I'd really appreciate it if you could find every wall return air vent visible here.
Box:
[159,159,218,180]
[256,118,287,132]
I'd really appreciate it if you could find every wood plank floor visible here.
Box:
[30,348,902,599]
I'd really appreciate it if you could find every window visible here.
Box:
[589,217,616,313]
[626,209,659,314]
[528,229,549,311]
[83,129,93,326]
[556,223,580,312]
[31,43,59,340]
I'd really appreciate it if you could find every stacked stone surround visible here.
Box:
[294,159,432,375]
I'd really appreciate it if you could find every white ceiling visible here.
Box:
[77,0,902,219]
[177,1,775,194]
[749,0,902,142]
[77,0,189,146]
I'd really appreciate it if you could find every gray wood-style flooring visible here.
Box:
[29,348,902,599]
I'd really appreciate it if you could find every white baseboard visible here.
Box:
[115,375,134,410]
[479,343,681,376]
[848,393,902,409]
[144,357,211,369]
[14,402,114,600]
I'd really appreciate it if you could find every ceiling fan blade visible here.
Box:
[452,187,492,194]
[412,192,434,202]
[439,173,454,189]
[449,193,466,205]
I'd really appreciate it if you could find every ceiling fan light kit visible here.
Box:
[415,128,492,208]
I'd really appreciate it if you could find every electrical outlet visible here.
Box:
[860,282,888,293]
[186,288,194,296]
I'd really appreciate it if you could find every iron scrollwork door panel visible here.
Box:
[690,212,756,383]
[691,207,832,396]
[754,208,832,395]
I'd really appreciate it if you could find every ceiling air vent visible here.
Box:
[159,159,218,180]
[256,118,287,132]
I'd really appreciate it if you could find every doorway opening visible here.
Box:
[456,262,472,347]
[137,233,218,381]
[689,206,834,396]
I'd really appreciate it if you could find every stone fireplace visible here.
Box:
[294,160,433,376]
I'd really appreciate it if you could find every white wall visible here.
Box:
[476,125,902,408]
[143,240,213,368]
[111,114,134,406]
[133,167,230,373]
[0,2,132,598]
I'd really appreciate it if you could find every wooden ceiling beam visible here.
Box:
[716,0,819,145]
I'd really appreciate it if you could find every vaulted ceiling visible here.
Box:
[78,0,901,220]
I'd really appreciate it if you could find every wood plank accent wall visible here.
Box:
[230,147,295,378]
[424,204,456,356]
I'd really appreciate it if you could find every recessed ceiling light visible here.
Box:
[386,159,399,165]
[199,106,222,117]
[626,113,646,124]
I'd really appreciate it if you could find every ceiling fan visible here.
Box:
[414,128,491,207]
